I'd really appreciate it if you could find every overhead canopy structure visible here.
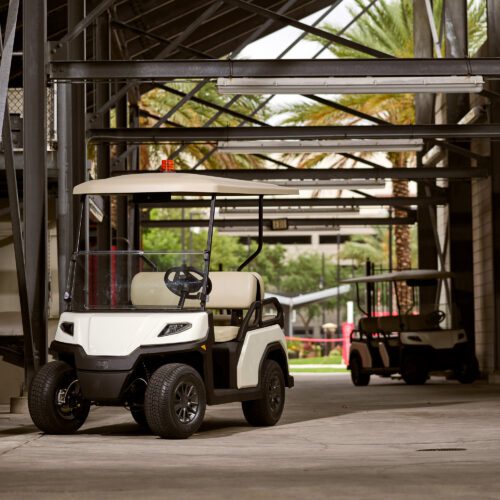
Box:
[73,172,298,196]
[342,270,454,284]
[1,0,499,384]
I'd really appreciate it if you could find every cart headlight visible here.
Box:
[60,322,74,336]
[408,335,422,342]
[158,323,192,337]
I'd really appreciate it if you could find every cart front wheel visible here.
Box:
[28,360,90,434]
[144,363,206,439]
[350,354,370,386]
[401,353,428,385]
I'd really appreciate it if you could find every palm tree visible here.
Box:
[139,82,270,170]
[281,0,486,306]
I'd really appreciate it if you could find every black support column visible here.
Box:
[414,0,438,312]
[70,0,86,248]
[57,0,85,312]
[23,0,48,371]
[444,0,475,338]
[95,11,111,252]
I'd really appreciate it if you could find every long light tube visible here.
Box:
[273,180,386,190]
[217,76,484,95]
[218,139,424,153]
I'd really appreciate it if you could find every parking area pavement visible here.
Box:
[1,373,500,499]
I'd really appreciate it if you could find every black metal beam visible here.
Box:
[146,196,447,209]
[2,98,35,378]
[304,94,388,126]
[110,19,212,59]
[87,124,500,143]
[49,58,500,81]
[221,0,393,58]
[142,216,417,229]
[52,0,117,52]
[113,167,486,180]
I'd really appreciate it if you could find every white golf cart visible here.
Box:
[343,270,479,386]
[28,172,297,439]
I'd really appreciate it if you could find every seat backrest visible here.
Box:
[130,271,262,310]
[207,272,260,309]
[377,316,402,333]
[131,272,197,307]
[401,313,440,331]
[358,317,379,333]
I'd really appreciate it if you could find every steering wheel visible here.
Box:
[164,266,212,307]
[430,310,447,325]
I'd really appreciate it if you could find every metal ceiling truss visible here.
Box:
[148,196,447,209]
[87,124,500,143]
[49,58,500,81]
[141,216,417,229]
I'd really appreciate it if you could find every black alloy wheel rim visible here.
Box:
[55,375,86,421]
[174,381,199,424]
[268,374,282,413]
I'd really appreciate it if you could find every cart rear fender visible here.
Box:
[237,324,287,389]
[350,341,372,369]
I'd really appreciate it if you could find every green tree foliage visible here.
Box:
[280,253,349,335]
[139,82,271,170]
[142,208,287,287]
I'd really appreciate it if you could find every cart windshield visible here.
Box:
[67,250,208,311]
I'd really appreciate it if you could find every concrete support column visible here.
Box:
[487,0,500,375]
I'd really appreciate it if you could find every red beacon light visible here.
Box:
[161,159,175,172]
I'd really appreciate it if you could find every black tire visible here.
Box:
[242,359,285,427]
[401,353,428,385]
[144,363,206,439]
[131,407,149,428]
[350,354,370,386]
[454,355,479,384]
[28,360,90,434]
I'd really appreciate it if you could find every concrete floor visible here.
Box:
[1,373,500,499]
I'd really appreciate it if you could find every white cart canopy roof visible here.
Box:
[73,172,298,196]
[342,269,453,284]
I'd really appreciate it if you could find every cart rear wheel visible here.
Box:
[350,354,370,386]
[28,361,90,434]
[130,407,149,428]
[242,360,285,426]
[401,353,428,385]
[144,363,206,439]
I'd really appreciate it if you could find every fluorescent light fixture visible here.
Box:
[219,207,360,215]
[273,180,385,190]
[217,76,484,95]
[218,139,424,154]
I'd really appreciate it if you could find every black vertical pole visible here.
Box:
[95,11,111,251]
[23,0,48,374]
